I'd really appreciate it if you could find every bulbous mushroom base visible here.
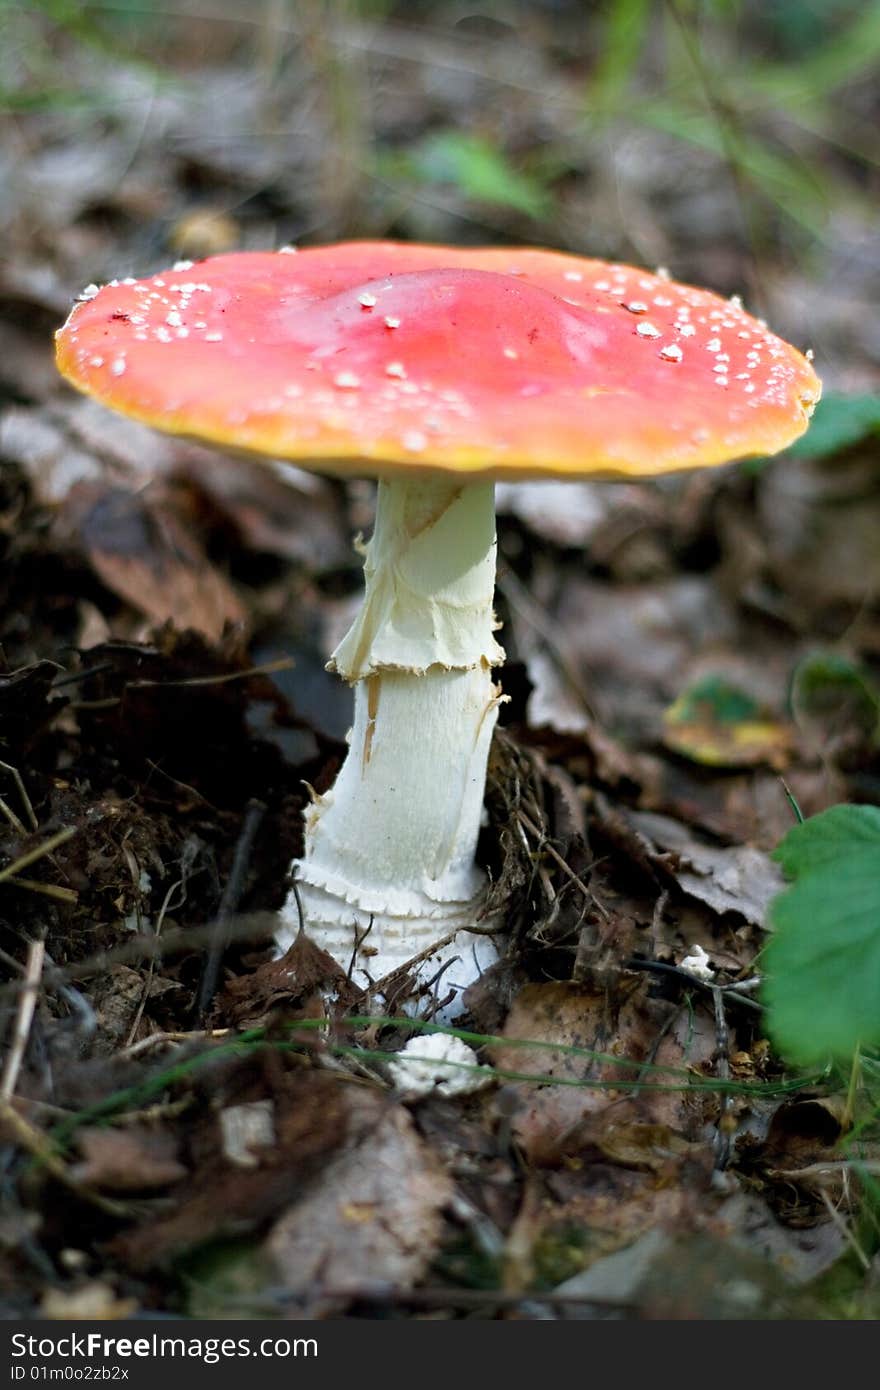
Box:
[277,878,501,1017]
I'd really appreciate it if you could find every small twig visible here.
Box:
[651,889,669,934]
[771,1160,880,1179]
[819,1189,870,1271]
[348,915,374,983]
[69,659,295,713]
[195,799,266,1021]
[570,902,594,983]
[0,1102,129,1218]
[131,656,293,691]
[0,761,38,832]
[51,661,115,688]
[0,825,77,883]
[368,903,504,1002]
[425,955,459,1021]
[711,984,732,1171]
[287,872,306,940]
[143,761,220,812]
[625,957,763,1012]
[0,938,45,1102]
[125,875,187,1048]
[3,876,78,904]
[635,1002,686,1088]
[0,912,279,1002]
[517,807,601,911]
[112,1096,195,1127]
[726,975,763,995]
[0,796,27,835]
[121,1028,232,1059]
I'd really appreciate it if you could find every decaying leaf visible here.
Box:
[625,809,784,926]
[72,1126,188,1193]
[490,980,717,1164]
[69,481,246,640]
[267,1100,451,1313]
[663,674,793,769]
[223,931,352,1027]
[111,1070,356,1272]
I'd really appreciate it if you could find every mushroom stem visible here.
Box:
[278,475,505,1011]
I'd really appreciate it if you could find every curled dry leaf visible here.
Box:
[222,931,353,1028]
[624,809,784,927]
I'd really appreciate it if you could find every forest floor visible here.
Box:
[2,1,880,1319]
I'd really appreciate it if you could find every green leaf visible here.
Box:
[662,674,792,768]
[764,805,880,1065]
[785,392,880,460]
[386,131,553,220]
[588,0,652,112]
[673,675,758,725]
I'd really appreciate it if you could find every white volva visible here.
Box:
[278,476,505,1010]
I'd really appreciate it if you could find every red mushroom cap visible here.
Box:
[55,242,820,481]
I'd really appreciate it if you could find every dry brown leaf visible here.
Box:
[222,931,353,1027]
[709,1191,847,1286]
[267,1102,451,1313]
[490,980,717,1165]
[506,1163,702,1295]
[111,1070,355,1272]
[68,481,246,640]
[624,808,784,926]
[595,1121,695,1172]
[72,1126,187,1192]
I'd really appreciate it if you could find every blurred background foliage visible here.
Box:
[2,0,878,393]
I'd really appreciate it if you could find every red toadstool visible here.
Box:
[55,242,820,1015]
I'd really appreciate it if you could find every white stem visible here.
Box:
[279,476,505,1013]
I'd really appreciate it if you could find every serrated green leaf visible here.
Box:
[771,803,880,876]
[763,805,880,1064]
